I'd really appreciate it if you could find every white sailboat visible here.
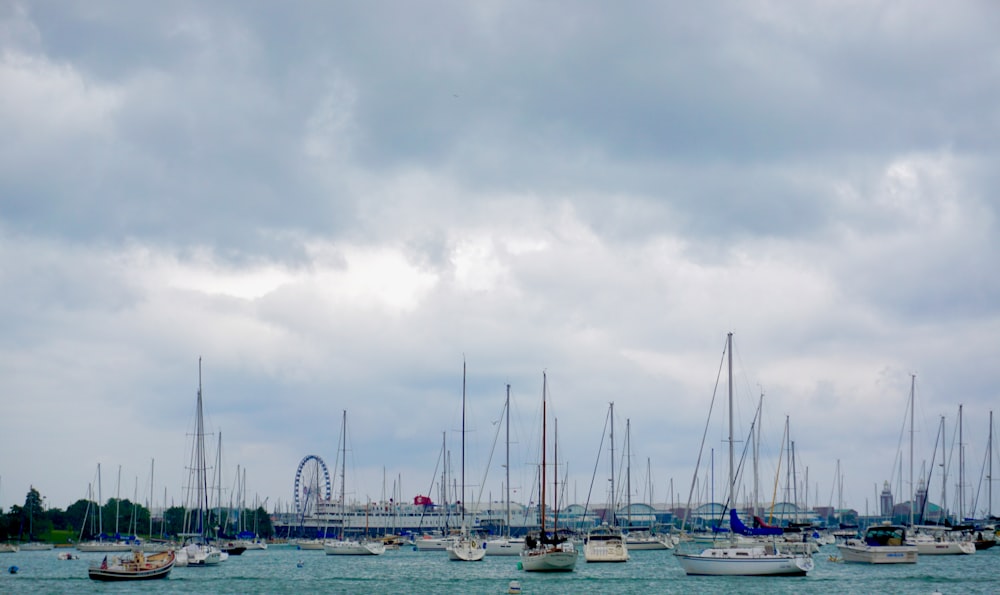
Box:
[584,402,628,563]
[447,361,486,561]
[520,372,578,572]
[838,524,918,563]
[175,359,223,567]
[324,410,386,556]
[486,384,525,556]
[674,333,813,576]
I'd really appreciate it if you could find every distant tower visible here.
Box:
[914,478,928,521]
[880,481,893,518]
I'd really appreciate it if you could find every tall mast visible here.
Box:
[959,403,965,520]
[149,458,155,538]
[754,393,762,518]
[940,416,947,521]
[727,332,734,511]
[554,416,560,536]
[541,372,547,537]
[610,402,616,527]
[909,374,915,528]
[505,384,511,537]
[990,410,994,518]
[461,360,467,530]
[340,410,347,539]
[626,418,632,528]
[98,463,103,537]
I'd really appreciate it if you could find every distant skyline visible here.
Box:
[2,1,999,520]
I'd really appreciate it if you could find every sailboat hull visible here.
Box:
[485,537,525,556]
[323,540,386,555]
[447,539,486,561]
[520,547,578,571]
[674,548,813,576]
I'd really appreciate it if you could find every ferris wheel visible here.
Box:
[294,454,332,518]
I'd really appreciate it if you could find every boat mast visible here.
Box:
[909,374,915,528]
[98,463,103,538]
[754,393,762,519]
[340,409,347,539]
[554,416,560,537]
[461,360,467,532]
[990,410,994,518]
[505,384,511,538]
[727,332,734,515]
[940,416,947,523]
[541,372,547,539]
[149,459,154,538]
[610,402,616,527]
[626,418,632,529]
[959,403,965,521]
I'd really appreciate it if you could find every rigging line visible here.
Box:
[582,404,612,521]
[473,395,507,514]
[681,336,728,532]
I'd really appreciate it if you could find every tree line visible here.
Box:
[1,486,274,542]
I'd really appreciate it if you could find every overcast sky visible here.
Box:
[2,1,999,522]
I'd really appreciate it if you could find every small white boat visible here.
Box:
[447,535,486,561]
[0,543,19,553]
[77,539,136,552]
[323,539,386,556]
[485,536,525,556]
[520,536,578,572]
[176,541,223,566]
[584,523,629,562]
[905,531,975,555]
[837,525,918,564]
[624,531,675,550]
[674,542,814,576]
[413,534,457,551]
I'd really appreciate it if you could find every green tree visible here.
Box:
[65,499,92,537]
[22,487,53,539]
[253,506,274,538]
[164,506,187,537]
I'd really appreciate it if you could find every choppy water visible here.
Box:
[1,544,996,594]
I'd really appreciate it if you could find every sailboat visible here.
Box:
[175,359,223,567]
[520,372,578,572]
[674,333,813,576]
[75,465,135,553]
[584,402,628,562]
[324,410,386,556]
[624,431,674,551]
[447,361,486,561]
[906,398,975,555]
[486,384,526,556]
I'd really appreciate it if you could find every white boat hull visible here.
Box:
[584,540,629,562]
[76,542,135,553]
[910,541,975,555]
[520,546,578,572]
[413,536,456,551]
[485,537,525,556]
[625,534,675,550]
[674,546,814,576]
[447,538,486,561]
[324,540,386,555]
[837,542,918,564]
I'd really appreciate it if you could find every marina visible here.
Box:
[1,541,998,594]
